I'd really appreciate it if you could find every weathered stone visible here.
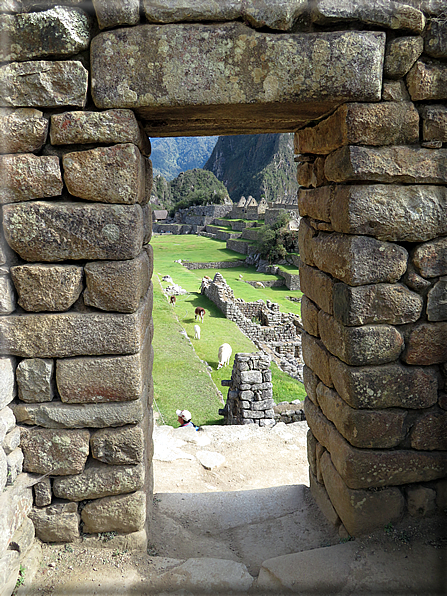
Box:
[0,357,15,410]
[29,501,80,543]
[0,446,6,491]
[316,383,407,449]
[3,201,144,262]
[403,262,432,292]
[404,322,447,365]
[333,282,423,326]
[50,109,151,155]
[384,36,424,79]
[144,243,154,281]
[296,102,419,155]
[20,427,89,475]
[3,426,20,455]
[412,237,447,278]
[312,0,425,32]
[330,358,438,410]
[435,479,447,510]
[0,61,88,108]
[407,61,447,101]
[421,105,447,142]
[382,79,410,101]
[297,217,316,266]
[0,108,48,154]
[298,186,332,223]
[0,153,62,204]
[0,550,19,596]
[81,490,145,534]
[240,370,262,384]
[401,0,447,15]
[83,253,150,313]
[53,461,144,501]
[309,471,341,528]
[11,264,83,312]
[406,486,437,517]
[63,144,146,205]
[424,19,447,59]
[318,311,404,366]
[320,451,404,536]
[91,25,385,134]
[301,333,333,388]
[10,516,35,558]
[311,232,408,286]
[33,477,52,507]
[411,410,447,451]
[0,7,91,63]
[12,399,144,430]
[142,0,308,31]
[0,473,33,555]
[6,447,23,485]
[329,184,447,242]
[93,0,140,29]
[299,264,333,315]
[301,296,319,337]
[303,365,319,405]
[16,358,54,403]
[427,278,447,322]
[325,146,447,184]
[297,157,327,188]
[307,432,318,479]
[90,426,144,465]
[0,275,15,314]
[305,398,447,489]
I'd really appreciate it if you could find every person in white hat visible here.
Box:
[176,409,194,428]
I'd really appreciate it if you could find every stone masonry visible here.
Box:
[0,2,446,591]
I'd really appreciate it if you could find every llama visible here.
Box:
[194,324,201,339]
[195,307,205,323]
[217,343,232,369]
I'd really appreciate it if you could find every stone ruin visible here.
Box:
[0,0,446,591]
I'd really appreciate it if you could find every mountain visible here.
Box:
[150,136,218,180]
[204,133,298,203]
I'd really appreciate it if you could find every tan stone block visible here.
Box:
[309,471,341,527]
[404,322,447,365]
[90,426,144,465]
[296,102,419,155]
[412,237,447,278]
[307,430,317,478]
[11,264,83,312]
[303,365,319,405]
[421,105,447,142]
[411,410,447,451]
[20,427,89,475]
[299,264,333,315]
[318,310,404,366]
[0,357,16,410]
[93,0,140,29]
[17,358,55,403]
[84,253,150,313]
[312,232,408,286]
[329,357,438,410]
[382,80,410,102]
[316,382,407,449]
[301,332,333,388]
[0,275,15,315]
[33,477,52,507]
[296,161,314,187]
[407,60,447,101]
[0,108,48,154]
[63,144,146,205]
[297,218,316,266]
[320,451,404,536]
[0,61,88,109]
[301,296,319,337]
[30,501,80,543]
[81,490,145,533]
[298,186,332,222]
[325,145,447,184]
[0,153,62,204]
[384,37,424,79]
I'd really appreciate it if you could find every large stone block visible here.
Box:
[384,36,424,79]
[20,427,89,475]
[16,358,54,403]
[12,399,144,429]
[50,109,151,155]
[63,144,146,205]
[427,278,447,322]
[382,79,410,102]
[0,153,62,204]
[305,397,447,489]
[0,61,88,108]
[0,550,19,596]
[311,232,408,286]
[329,184,447,242]
[83,253,150,313]
[297,217,316,266]
[298,186,332,223]
[303,365,319,405]
[0,275,15,315]
[0,357,15,410]
[81,490,145,534]
[0,108,48,154]
[410,410,447,451]
[33,477,52,507]
[296,102,419,155]
[3,201,144,262]
[29,501,80,543]
[299,264,333,315]
[421,105,447,143]
[316,382,407,448]
[0,289,152,358]
[329,358,438,410]
[332,282,423,326]
[3,426,20,455]
[320,451,404,536]
[312,0,425,32]
[301,296,319,337]
[0,7,91,62]
[407,60,447,100]
[301,332,333,388]
[90,426,144,465]
[404,322,447,365]
[53,461,144,501]
[0,473,33,555]
[11,264,83,312]
[93,0,140,29]
[412,237,447,278]
[309,471,341,528]
[425,18,447,58]
[325,146,447,184]
[318,311,404,366]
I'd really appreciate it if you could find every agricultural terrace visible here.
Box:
[152,235,306,427]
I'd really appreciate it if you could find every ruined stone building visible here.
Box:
[0,0,446,592]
